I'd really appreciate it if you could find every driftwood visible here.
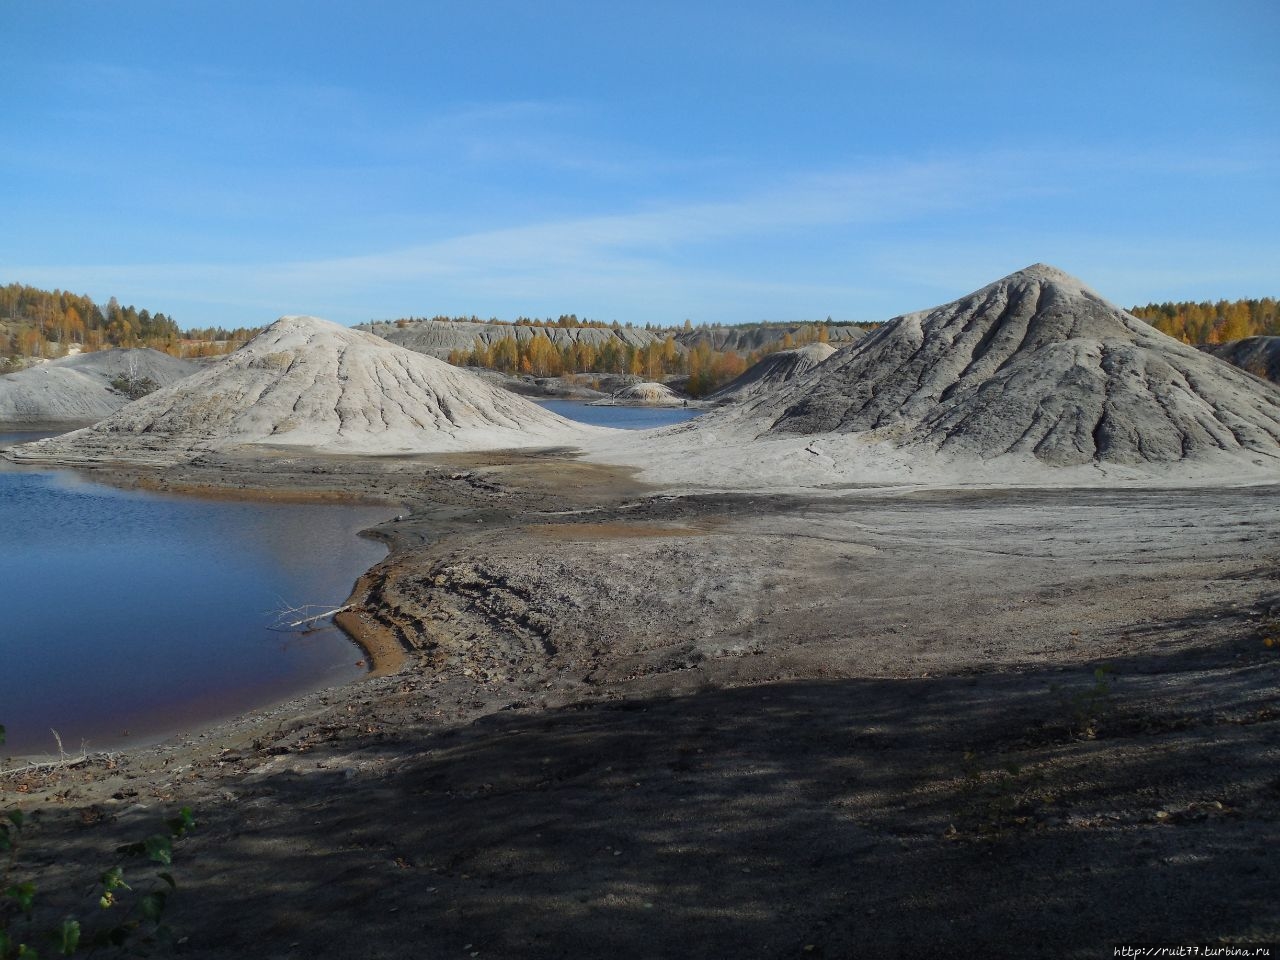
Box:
[0,752,119,778]
[0,728,120,777]
[269,602,353,632]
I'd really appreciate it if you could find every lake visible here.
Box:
[0,405,698,759]
[0,456,390,758]
[0,430,64,446]
[535,399,703,429]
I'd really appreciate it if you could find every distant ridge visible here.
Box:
[364,317,866,360]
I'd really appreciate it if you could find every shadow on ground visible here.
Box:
[23,647,1257,960]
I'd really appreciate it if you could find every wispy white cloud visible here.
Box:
[11,156,992,322]
[12,146,1277,326]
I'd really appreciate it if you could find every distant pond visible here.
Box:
[536,399,703,430]
[0,457,390,758]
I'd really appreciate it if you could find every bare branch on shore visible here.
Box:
[0,749,120,778]
[269,602,354,632]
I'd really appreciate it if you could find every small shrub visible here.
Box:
[1047,664,1116,740]
[108,375,159,401]
[0,725,195,957]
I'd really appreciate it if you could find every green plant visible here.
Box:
[0,725,195,957]
[949,750,1045,837]
[1047,664,1116,740]
[107,375,158,401]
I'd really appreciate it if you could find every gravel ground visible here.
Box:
[2,449,1277,958]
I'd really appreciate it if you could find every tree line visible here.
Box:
[386,313,622,330]
[1129,298,1277,344]
[447,323,834,396]
[0,283,259,363]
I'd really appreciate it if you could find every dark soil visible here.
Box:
[3,449,1277,958]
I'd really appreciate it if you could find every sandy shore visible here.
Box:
[2,447,1278,958]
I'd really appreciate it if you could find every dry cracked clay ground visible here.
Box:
[3,449,1278,959]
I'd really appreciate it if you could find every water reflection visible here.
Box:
[536,399,703,430]
[0,470,390,757]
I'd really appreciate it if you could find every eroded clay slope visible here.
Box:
[9,316,598,464]
[710,342,837,405]
[0,348,199,424]
[747,264,1280,467]
[1204,336,1280,385]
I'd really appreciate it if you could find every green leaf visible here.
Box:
[16,943,41,959]
[143,835,172,866]
[7,810,24,829]
[139,892,166,923]
[57,920,80,957]
[99,866,129,892]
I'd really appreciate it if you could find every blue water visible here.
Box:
[536,399,703,430]
[0,468,390,758]
[0,430,63,446]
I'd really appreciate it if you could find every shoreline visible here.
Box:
[0,457,410,762]
[335,567,410,677]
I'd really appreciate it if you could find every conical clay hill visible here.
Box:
[749,264,1280,467]
[9,316,596,464]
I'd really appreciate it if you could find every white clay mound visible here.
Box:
[585,265,1280,488]
[611,382,684,405]
[740,264,1280,467]
[1204,336,1280,385]
[8,316,602,464]
[0,348,199,424]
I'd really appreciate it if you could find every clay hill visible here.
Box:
[362,317,867,360]
[676,323,864,354]
[736,264,1280,468]
[0,348,199,425]
[709,342,837,405]
[7,316,596,464]
[607,381,684,405]
[1204,336,1280,385]
[366,317,658,359]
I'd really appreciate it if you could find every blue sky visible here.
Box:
[3,1,1277,328]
